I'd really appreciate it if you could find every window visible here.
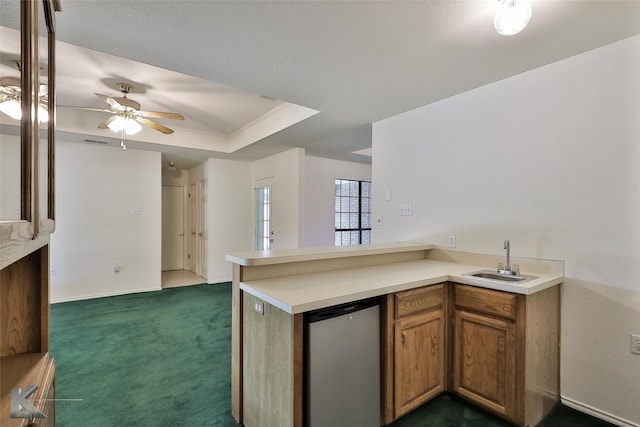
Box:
[334,179,371,246]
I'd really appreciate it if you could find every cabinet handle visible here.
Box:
[401,331,406,349]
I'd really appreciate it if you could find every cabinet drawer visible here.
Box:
[395,283,443,318]
[454,285,516,321]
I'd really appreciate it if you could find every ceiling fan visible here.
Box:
[60,82,184,135]
[0,75,49,122]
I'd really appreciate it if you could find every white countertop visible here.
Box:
[226,242,435,266]
[240,259,563,314]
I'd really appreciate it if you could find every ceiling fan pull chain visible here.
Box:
[120,129,127,150]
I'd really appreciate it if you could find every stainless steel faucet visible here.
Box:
[498,239,519,276]
[504,239,510,272]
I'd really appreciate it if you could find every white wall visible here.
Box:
[0,133,20,219]
[162,165,190,186]
[304,155,372,247]
[206,157,252,283]
[372,35,640,425]
[252,147,305,249]
[50,140,162,302]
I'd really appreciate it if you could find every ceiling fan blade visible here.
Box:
[0,93,17,102]
[58,105,114,114]
[0,86,18,95]
[136,117,174,134]
[95,93,125,111]
[136,110,184,120]
[97,115,119,129]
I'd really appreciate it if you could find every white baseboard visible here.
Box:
[561,396,639,427]
[51,286,161,304]
[206,276,231,285]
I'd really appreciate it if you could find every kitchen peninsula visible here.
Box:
[227,242,563,427]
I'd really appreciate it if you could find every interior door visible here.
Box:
[162,185,185,271]
[187,183,196,273]
[197,179,208,279]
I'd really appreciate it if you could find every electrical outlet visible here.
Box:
[254,302,264,315]
[399,204,412,216]
[448,235,456,248]
[631,334,640,355]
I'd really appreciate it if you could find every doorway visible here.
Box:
[162,185,185,271]
[161,169,207,289]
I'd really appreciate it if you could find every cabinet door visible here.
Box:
[453,309,516,421]
[394,309,445,417]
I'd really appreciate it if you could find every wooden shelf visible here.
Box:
[0,352,55,427]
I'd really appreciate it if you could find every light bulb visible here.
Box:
[495,0,532,36]
[124,118,142,135]
[0,99,22,120]
[107,116,126,133]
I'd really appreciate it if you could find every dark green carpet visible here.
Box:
[51,283,615,427]
[51,283,236,427]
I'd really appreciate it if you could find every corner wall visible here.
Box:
[206,157,252,283]
[252,147,305,249]
[372,35,640,425]
[50,140,162,302]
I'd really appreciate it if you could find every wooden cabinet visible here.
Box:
[385,283,559,427]
[382,283,446,423]
[0,1,61,426]
[452,300,518,420]
[451,284,560,427]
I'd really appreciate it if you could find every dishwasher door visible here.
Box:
[305,297,380,427]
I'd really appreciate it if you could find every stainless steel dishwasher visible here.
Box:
[304,297,380,427]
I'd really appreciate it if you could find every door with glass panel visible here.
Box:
[255,178,274,250]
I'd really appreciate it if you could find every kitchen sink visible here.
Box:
[463,270,537,283]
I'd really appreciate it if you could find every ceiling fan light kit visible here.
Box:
[0,76,49,123]
[60,82,185,144]
[494,0,532,36]
[0,99,21,120]
[107,115,142,135]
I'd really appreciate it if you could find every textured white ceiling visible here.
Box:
[1,1,640,167]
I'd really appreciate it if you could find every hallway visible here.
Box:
[161,269,206,289]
